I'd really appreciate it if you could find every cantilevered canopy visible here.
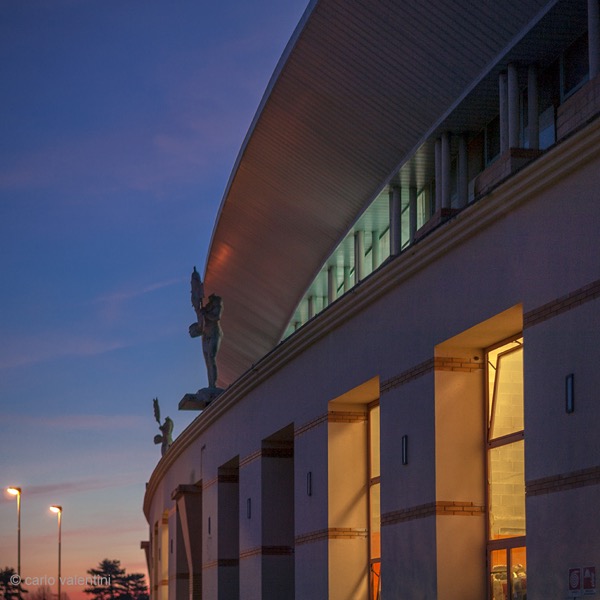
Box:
[203,0,579,385]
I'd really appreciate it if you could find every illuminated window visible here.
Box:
[369,403,381,600]
[486,338,526,600]
[416,187,431,229]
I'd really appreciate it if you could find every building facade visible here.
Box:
[143,0,600,598]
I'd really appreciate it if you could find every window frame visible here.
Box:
[485,336,526,600]
[367,400,381,600]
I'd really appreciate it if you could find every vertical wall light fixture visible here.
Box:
[566,373,575,413]
[306,472,312,496]
[402,435,408,465]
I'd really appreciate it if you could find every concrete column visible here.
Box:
[434,138,442,211]
[261,440,294,598]
[354,230,364,284]
[217,467,240,600]
[388,186,401,256]
[152,523,158,599]
[457,134,468,207]
[590,0,600,79]
[140,541,151,583]
[409,186,417,243]
[508,63,520,148]
[371,231,380,271]
[327,265,337,305]
[169,509,189,600]
[528,64,539,150]
[441,132,451,209]
[499,72,509,153]
[239,455,261,600]
[307,296,315,320]
[172,485,203,600]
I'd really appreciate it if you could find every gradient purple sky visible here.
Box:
[0,1,308,597]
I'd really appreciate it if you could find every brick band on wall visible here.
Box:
[381,356,482,395]
[295,527,368,545]
[239,546,294,559]
[202,559,239,570]
[327,411,367,423]
[217,468,239,483]
[434,356,483,372]
[239,449,262,468]
[524,278,600,328]
[527,465,600,496]
[294,414,328,437]
[382,501,485,526]
[381,358,434,394]
[294,411,366,438]
[382,277,600,397]
[262,447,294,459]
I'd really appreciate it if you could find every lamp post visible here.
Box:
[7,487,21,579]
[49,506,62,600]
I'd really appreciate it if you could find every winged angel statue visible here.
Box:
[153,398,173,456]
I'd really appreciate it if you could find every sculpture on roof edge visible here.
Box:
[153,398,173,456]
[181,267,225,411]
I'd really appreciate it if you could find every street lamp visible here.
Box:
[6,487,21,579]
[49,506,62,600]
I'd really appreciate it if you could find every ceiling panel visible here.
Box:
[203,0,582,385]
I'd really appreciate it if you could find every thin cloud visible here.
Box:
[0,277,184,369]
[25,477,126,497]
[0,333,129,370]
[92,276,185,324]
[26,415,148,431]
[0,474,143,507]
[94,277,183,305]
[0,104,240,198]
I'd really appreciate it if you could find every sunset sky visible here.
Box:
[0,1,309,597]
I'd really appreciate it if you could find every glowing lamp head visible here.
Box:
[7,487,21,496]
[49,505,62,514]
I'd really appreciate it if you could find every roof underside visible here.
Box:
[203,0,586,385]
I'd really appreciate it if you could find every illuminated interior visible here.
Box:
[487,338,526,600]
[283,192,393,336]
[369,403,381,600]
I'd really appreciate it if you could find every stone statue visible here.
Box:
[188,268,224,391]
[153,398,173,456]
[190,266,204,323]
[180,268,225,411]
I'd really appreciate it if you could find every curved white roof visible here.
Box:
[203,0,585,385]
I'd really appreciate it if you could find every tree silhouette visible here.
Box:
[83,560,147,600]
[0,567,27,599]
[121,574,149,600]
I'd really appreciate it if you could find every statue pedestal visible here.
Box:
[179,387,225,411]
